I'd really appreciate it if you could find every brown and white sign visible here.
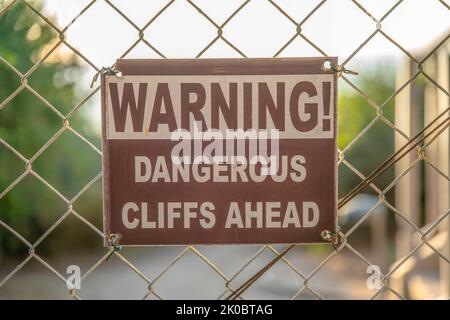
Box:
[101,58,338,245]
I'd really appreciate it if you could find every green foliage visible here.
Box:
[337,65,396,197]
[0,3,101,256]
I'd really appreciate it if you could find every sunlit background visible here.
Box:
[0,0,449,300]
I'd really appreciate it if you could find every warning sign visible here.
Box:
[101,57,337,245]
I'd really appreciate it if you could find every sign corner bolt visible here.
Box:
[328,62,359,77]
[105,233,122,261]
[90,66,122,88]
[321,226,344,250]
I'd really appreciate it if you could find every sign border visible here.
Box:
[101,57,338,246]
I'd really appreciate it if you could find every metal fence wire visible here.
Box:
[0,0,449,300]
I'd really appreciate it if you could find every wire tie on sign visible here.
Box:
[90,66,120,88]
[330,64,359,76]
[105,233,122,261]
[321,226,343,251]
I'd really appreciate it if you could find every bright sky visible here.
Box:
[41,0,450,70]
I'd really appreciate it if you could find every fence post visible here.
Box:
[436,45,449,299]
[392,58,421,297]
[370,208,388,270]
[424,55,439,226]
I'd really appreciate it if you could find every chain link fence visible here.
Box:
[0,0,449,299]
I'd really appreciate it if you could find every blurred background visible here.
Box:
[0,0,449,299]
